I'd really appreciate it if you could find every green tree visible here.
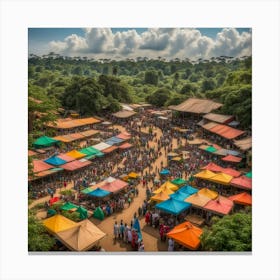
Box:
[144,70,158,85]
[28,210,55,251]
[146,88,171,107]
[201,78,216,92]
[200,211,252,251]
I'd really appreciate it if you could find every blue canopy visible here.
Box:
[44,155,67,166]
[133,218,142,241]
[160,169,170,175]
[88,188,111,198]
[155,198,191,215]
[105,136,124,146]
[180,185,198,195]
[170,190,191,201]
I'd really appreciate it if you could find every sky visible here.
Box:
[28,28,252,60]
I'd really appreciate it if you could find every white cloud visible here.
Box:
[47,28,252,60]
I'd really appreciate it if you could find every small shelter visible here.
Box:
[222,155,242,163]
[228,192,252,206]
[185,193,211,208]
[66,150,86,159]
[208,172,233,185]
[43,214,76,234]
[150,191,170,203]
[180,185,198,195]
[203,196,234,215]
[155,198,191,215]
[198,188,218,200]
[93,207,105,220]
[44,156,67,166]
[230,176,252,190]
[88,188,111,198]
[33,136,60,148]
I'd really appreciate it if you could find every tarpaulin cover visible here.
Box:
[198,188,218,199]
[88,188,111,197]
[159,181,178,191]
[233,137,252,151]
[82,187,95,194]
[44,156,67,166]
[128,172,139,178]
[100,179,128,193]
[205,146,217,153]
[156,198,191,215]
[222,168,241,178]
[245,171,252,178]
[153,185,174,195]
[112,110,136,118]
[105,136,124,145]
[53,135,73,143]
[150,191,170,203]
[202,162,224,172]
[93,207,105,220]
[47,117,100,129]
[208,172,233,185]
[185,193,211,208]
[60,159,92,171]
[57,153,75,163]
[180,185,198,195]
[102,145,118,154]
[33,136,60,148]
[60,202,78,211]
[80,129,99,137]
[230,176,252,190]
[171,178,187,186]
[119,143,133,149]
[93,142,112,151]
[228,192,252,206]
[49,197,59,206]
[209,124,245,139]
[66,150,86,159]
[166,221,203,250]
[56,219,106,251]
[33,159,53,173]
[116,132,132,140]
[222,155,242,163]
[76,206,88,220]
[160,169,170,175]
[170,190,191,201]
[203,196,233,215]
[194,169,216,180]
[79,146,104,157]
[43,214,77,233]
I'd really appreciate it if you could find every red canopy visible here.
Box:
[203,196,233,215]
[57,153,75,163]
[100,179,128,193]
[60,159,92,171]
[228,192,252,206]
[49,197,60,206]
[102,145,118,154]
[221,155,242,163]
[201,162,224,172]
[230,176,252,190]
[116,132,131,140]
[119,143,133,149]
[222,168,241,178]
[33,160,53,173]
[209,124,245,139]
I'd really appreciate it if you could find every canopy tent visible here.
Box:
[228,192,252,206]
[60,202,78,211]
[198,188,218,200]
[60,159,92,171]
[81,187,95,194]
[171,178,187,186]
[222,168,241,178]
[245,171,252,178]
[159,181,178,191]
[170,190,191,201]
[222,155,242,163]
[213,148,229,156]
[166,221,203,250]
[34,168,63,178]
[80,129,99,138]
[160,169,170,175]
[76,206,88,220]
[153,185,174,195]
[156,198,191,215]
[210,124,245,139]
[92,142,111,151]
[93,207,105,220]
[205,146,217,153]
[150,191,170,203]
[33,159,53,173]
[203,196,234,215]
[79,147,104,157]
[43,214,76,234]
[169,98,222,114]
[203,113,233,124]
[202,162,224,172]
[33,136,60,148]
[57,153,75,163]
[28,150,38,157]
[167,152,179,157]
[187,138,204,145]
[88,188,111,198]
[112,110,136,118]
[49,197,59,206]
[194,169,216,180]
[180,185,198,195]
[116,132,131,140]
[208,172,233,185]
[53,135,73,143]
[102,145,118,154]
[230,176,252,190]
[171,157,182,162]
[44,156,67,166]
[202,121,219,130]
[185,193,211,208]
[128,172,139,179]
[119,142,133,149]
[56,219,106,251]
[66,150,86,159]
[47,117,100,129]
[233,137,252,151]
[100,179,128,193]
[105,136,124,145]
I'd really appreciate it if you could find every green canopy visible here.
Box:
[85,155,96,160]
[171,178,187,186]
[245,171,252,178]
[60,202,78,211]
[205,146,217,153]
[33,136,60,148]
[81,187,94,194]
[93,207,104,220]
[79,147,104,157]
[47,209,57,217]
[77,206,88,220]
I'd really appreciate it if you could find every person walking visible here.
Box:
[120,220,125,240]
[113,221,119,240]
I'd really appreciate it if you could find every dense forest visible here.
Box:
[28,54,252,136]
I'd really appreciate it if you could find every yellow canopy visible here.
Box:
[150,191,170,203]
[208,172,233,185]
[194,169,216,180]
[128,172,139,179]
[167,152,179,157]
[43,214,77,234]
[160,181,178,191]
[172,157,182,161]
[198,188,218,199]
[185,193,211,208]
[56,219,106,251]
[153,185,175,195]
[66,150,86,159]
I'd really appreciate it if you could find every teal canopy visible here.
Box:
[170,190,191,201]
[155,198,191,215]
[171,178,187,186]
[81,187,94,194]
[79,147,104,157]
[245,171,252,178]
[60,202,78,211]
[47,209,57,217]
[33,136,60,148]
[180,185,198,195]
[205,146,217,153]
[93,207,105,220]
[77,206,88,220]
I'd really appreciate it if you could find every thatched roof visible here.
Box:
[203,113,233,124]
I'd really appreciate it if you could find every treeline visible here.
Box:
[28,54,252,129]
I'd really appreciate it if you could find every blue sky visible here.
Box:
[28,28,252,60]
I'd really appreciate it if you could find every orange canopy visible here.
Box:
[116,132,131,140]
[221,155,242,163]
[48,117,100,129]
[66,150,86,159]
[201,162,224,172]
[33,159,53,173]
[230,176,252,190]
[60,159,92,171]
[228,192,252,206]
[208,172,233,185]
[102,145,118,154]
[166,221,203,250]
[100,179,128,193]
[222,168,241,178]
[209,124,245,139]
[203,195,233,215]
[119,142,133,149]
